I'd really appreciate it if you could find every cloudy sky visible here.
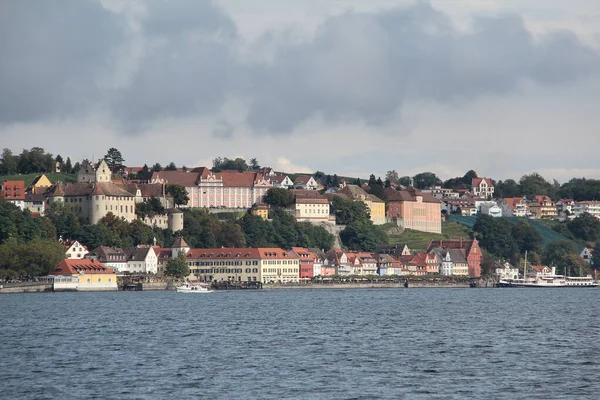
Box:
[1,0,599,182]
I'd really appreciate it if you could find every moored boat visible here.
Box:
[176,282,213,293]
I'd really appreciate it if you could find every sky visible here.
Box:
[1,0,599,182]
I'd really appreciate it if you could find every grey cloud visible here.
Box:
[0,1,598,135]
[246,3,599,132]
[0,0,124,123]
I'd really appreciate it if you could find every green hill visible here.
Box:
[387,220,473,252]
[448,215,585,252]
[0,173,77,186]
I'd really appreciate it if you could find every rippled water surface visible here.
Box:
[1,288,599,399]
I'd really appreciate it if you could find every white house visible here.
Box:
[293,176,319,190]
[495,261,520,280]
[63,240,89,260]
[478,201,502,217]
[125,246,158,274]
[269,175,294,189]
[498,197,529,217]
[471,178,495,199]
[580,248,594,265]
[572,201,600,219]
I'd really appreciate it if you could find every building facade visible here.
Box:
[385,187,442,233]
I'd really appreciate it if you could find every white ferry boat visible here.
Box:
[176,282,213,293]
[497,274,597,288]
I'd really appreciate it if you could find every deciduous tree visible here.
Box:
[165,252,190,278]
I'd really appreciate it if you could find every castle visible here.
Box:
[45,159,183,231]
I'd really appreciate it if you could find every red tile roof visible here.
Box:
[384,187,440,203]
[472,177,494,187]
[51,259,115,275]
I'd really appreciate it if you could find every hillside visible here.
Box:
[0,173,77,186]
[387,220,473,252]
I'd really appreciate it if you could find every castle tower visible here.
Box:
[171,237,190,259]
[167,208,184,232]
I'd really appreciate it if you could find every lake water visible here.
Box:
[1,288,599,399]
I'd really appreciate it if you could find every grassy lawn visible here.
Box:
[387,220,473,252]
[0,173,77,186]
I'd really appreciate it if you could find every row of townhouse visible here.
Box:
[323,239,482,277]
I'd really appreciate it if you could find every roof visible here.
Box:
[290,189,322,198]
[172,237,189,248]
[338,184,368,199]
[291,247,317,261]
[45,182,133,197]
[502,197,526,210]
[294,176,314,185]
[125,247,154,262]
[472,177,494,187]
[425,239,478,255]
[221,171,269,188]
[1,180,26,201]
[257,248,298,259]
[269,175,289,184]
[185,248,261,259]
[296,197,329,204]
[150,170,200,187]
[51,259,115,275]
[384,187,440,203]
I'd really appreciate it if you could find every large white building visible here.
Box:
[572,201,600,219]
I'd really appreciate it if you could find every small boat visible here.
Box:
[176,282,213,293]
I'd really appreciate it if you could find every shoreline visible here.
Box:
[263,282,473,290]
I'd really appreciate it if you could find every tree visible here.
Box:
[340,220,388,251]
[0,148,18,174]
[136,197,165,218]
[165,252,190,278]
[412,172,442,189]
[165,162,177,171]
[166,184,189,207]
[331,196,370,225]
[473,214,517,259]
[385,170,399,184]
[495,179,520,198]
[64,157,73,174]
[519,173,556,199]
[249,158,260,170]
[592,242,600,268]
[566,213,600,242]
[398,176,411,187]
[104,148,125,173]
[511,221,543,255]
[212,157,248,172]
[542,239,586,276]
[0,239,66,277]
[44,202,81,240]
[152,163,162,172]
[17,147,54,173]
[558,178,600,201]
[263,188,294,208]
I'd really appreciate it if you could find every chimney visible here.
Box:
[459,238,463,247]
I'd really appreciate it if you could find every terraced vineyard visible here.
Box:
[387,220,473,252]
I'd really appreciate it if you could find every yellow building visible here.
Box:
[338,184,386,225]
[50,259,118,291]
[30,174,53,194]
[251,203,269,220]
[181,247,299,284]
[258,248,299,284]
[364,194,386,225]
[185,248,262,282]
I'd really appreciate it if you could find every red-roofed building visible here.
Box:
[471,178,494,199]
[291,247,316,279]
[528,196,557,219]
[49,259,117,291]
[151,169,272,209]
[425,239,482,277]
[1,180,26,209]
[498,197,529,217]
